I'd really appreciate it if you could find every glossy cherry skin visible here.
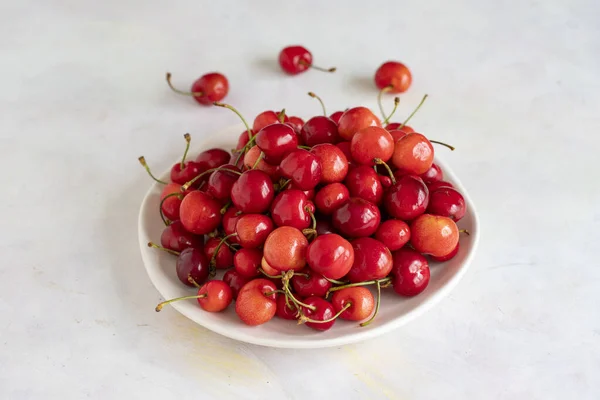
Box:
[301,116,340,146]
[243,145,280,181]
[384,175,429,221]
[255,123,299,164]
[301,297,336,331]
[230,170,274,213]
[221,206,241,244]
[263,227,309,272]
[170,161,203,186]
[160,183,187,221]
[410,214,459,257]
[331,287,375,321]
[288,116,305,132]
[278,45,312,74]
[190,73,229,105]
[235,214,274,249]
[197,280,233,312]
[291,270,331,298]
[385,123,414,133]
[311,144,349,184]
[427,180,454,192]
[234,248,263,278]
[375,219,411,251]
[391,248,430,296]
[374,61,412,93]
[253,110,288,132]
[427,187,466,221]
[160,220,204,252]
[392,133,434,175]
[305,233,354,280]
[204,237,234,270]
[276,295,299,320]
[176,248,210,287]
[338,107,382,141]
[329,111,344,124]
[420,163,443,184]
[235,279,278,326]
[270,190,313,230]
[347,237,393,282]
[314,183,350,215]
[316,218,336,235]
[223,269,250,299]
[206,164,240,200]
[388,129,408,143]
[350,126,394,165]
[344,165,383,205]
[332,198,381,238]
[179,191,222,235]
[335,141,354,165]
[195,148,231,171]
[279,149,322,190]
[287,182,315,201]
[430,242,459,262]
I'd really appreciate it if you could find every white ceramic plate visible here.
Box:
[138,124,480,349]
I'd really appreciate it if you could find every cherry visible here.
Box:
[427,187,466,222]
[195,148,231,171]
[420,163,443,184]
[350,127,394,165]
[206,164,241,200]
[316,218,336,235]
[385,122,414,132]
[176,247,210,287]
[410,214,459,257]
[384,175,429,221]
[260,257,280,277]
[301,116,340,146]
[255,123,299,164]
[234,248,263,278]
[291,270,331,298]
[235,279,278,326]
[263,227,309,272]
[223,269,250,299]
[329,111,344,125]
[335,141,354,164]
[276,295,299,320]
[166,72,228,105]
[160,220,204,253]
[179,191,222,235]
[279,149,322,190]
[338,107,382,141]
[236,130,251,151]
[332,198,381,238]
[235,213,274,249]
[155,280,233,313]
[392,133,434,175]
[388,129,409,142]
[391,248,430,296]
[314,183,350,215]
[344,165,384,205]
[230,170,275,213]
[253,110,288,133]
[221,206,242,244]
[331,287,375,321]
[170,134,203,185]
[305,233,354,280]
[159,183,186,222]
[346,237,393,282]
[278,45,336,75]
[243,146,280,180]
[270,190,314,230]
[430,242,459,262]
[287,182,316,201]
[204,237,234,270]
[427,180,454,192]
[380,175,393,188]
[300,297,336,331]
[374,62,412,93]
[311,144,349,184]
[375,219,411,251]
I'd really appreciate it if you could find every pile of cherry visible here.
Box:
[139,46,468,331]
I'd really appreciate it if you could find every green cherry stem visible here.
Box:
[277,108,286,123]
[327,277,391,295]
[373,158,396,185]
[187,275,202,288]
[459,229,470,235]
[220,200,232,215]
[209,233,237,276]
[159,192,183,225]
[377,85,393,121]
[308,92,327,116]
[359,280,381,327]
[181,167,242,191]
[430,140,455,151]
[252,152,265,169]
[398,94,428,129]
[382,97,400,125]
[180,133,191,170]
[324,277,347,285]
[299,60,336,73]
[147,242,181,256]
[166,72,203,97]
[213,102,253,141]
[138,156,167,185]
[258,268,282,279]
[156,294,207,312]
[298,302,351,325]
[297,145,312,150]
[282,271,316,311]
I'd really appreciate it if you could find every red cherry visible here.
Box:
[311,144,349,184]
[160,220,204,253]
[384,175,429,221]
[243,146,280,181]
[170,161,203,186]
[253,110,288,132]
[235,279,278,326]
[196,280,233,312]
[385,123,414,132]
[427,187,466,221]
[300,116,340,146]
[391,248,430,296]
[375,219,411,251]
[234,248,263,279]
[179,191,222,235]
[427,180,454,192]
[166,72,228,105]
[335,141,354,164]
[410,214,459,257]
[301,297,336,331]
[270,190,313,230]
[235,214,274,249]
[195,148,231,171]
[223,269,250,299]
[279,149,322,190]
[420,163,443,184]
[287,182,316,200]
[159,183,186,221]
[221,206,241,244]
[332,198,381,238]
[331,287,375,321]
[350,127,394,165]
[260,257,280,277]
[374,62,412,93]
[176,247,210,287]
[291,270,331,298]
[314,183,350,215]
[204,237,234,270]
[338,107,382,141]
[305,233,354,280]
[206,164,241,200]
[392,133,434,175]
[288,116,305,132]
[346,238,393,282]
[230,170,275,213]
[388,129,409,142]
[278,46,336,75]
[236,130,251,150]
[255,123,299,164]
[430,242,460,262]
[380,175,393,188]
[276,295,300,320]
[329,111,344,124]
[344,165,384,205]
[263,227,308,272]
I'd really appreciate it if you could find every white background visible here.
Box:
[2,0,599,399]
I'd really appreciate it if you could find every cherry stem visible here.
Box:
[359,280,381,327]
[302,228,317,238]
[180,133,191,170]
[213,102,253,142]
[382,97,400,125]
[187,275,201,288]
[308,92,327,116]
[459,229,470,235]
[275,178,291,192]
[305,206,317,232]
[297,145,312,150]
[155,294,207,312]
[373,158,396,185]
[277,108,286,123]
[181,167,242,191]
[252,152,265,169]
[282,271,316,311]
[327,277,391,295]
[159,192,183,225]
[147,242,180,256]
[299,60,336,73]
[398,94,428,129]
[258,268,282,279]
[138,156,167,185]
[165,72,203,97]
[263,289,285,296]
[220,200,232,215]
[430,140,455,151]
[298,302,351,325]
[209,233,237,275]
[324,277,347,285]
[377,85,393,121]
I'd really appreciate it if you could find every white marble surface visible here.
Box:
[2,1,599,399]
